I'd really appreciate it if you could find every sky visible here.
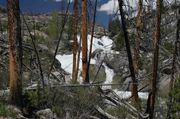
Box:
[0,0,112,27]
[0,0,175,27]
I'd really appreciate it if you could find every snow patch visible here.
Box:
[56,35,114,81]
[114,89,149,100]
[103,63,114,89]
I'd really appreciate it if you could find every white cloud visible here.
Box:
[98,0,118,15]
[98,0,139,15]
[98,0,168,15]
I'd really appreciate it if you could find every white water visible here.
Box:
[103,63,114,89]
[56,35,114,80]
[56,34,148,99]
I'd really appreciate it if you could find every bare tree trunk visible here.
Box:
[134,0,142,74]
[167,3,180,119]
[81,0,88,83]
[75,36,81,81]
[149,0,162,118]
[118,0,140,107]
[7,0,22,107]
[0,20,3,34]
[86,0,97,82]
[72,0,78,82]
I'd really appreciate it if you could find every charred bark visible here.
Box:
[134,0,143,74]
[118,0,140,107]
[86,0,97,82]
[72,0,78,82]
[81,0,88,83]
[149,0,162,118]
[7,0,22,107]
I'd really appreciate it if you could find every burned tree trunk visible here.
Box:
[149,0,162,118]
[75,36,81,81]
[118,0,140,106]
[86,0,97,82]
[72,0,78,82]
[7,0,22,107]
[81,0,88,83]
[134,0,143,74]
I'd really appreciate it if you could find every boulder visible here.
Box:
[36,108,56,119]
[104,52,128,73]
[158,75,171,97]
[89,64,106,83]
[7,106,27,119]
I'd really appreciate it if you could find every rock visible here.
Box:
[36,108,56,119]
[161,67,172,75]
[7,106,27,119]
[89,64,106,83]
[91,49,103,58]
[122,77,132,91]
[104,52,128,73]
[138,79,150,92]
[30,30,49,40]
[7,105,22,115]
[93,25,107,38]
[158,75,171,97]
[92,49,129,74]
[16,114,28,119]
[97,41,104,46]
[112,73,124,90]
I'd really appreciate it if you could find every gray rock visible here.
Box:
[91,49,103,58]
[121,77,131,90]
[92,49,128,74]
[89,64,106,83]
[7,106,27,119]
[158,75,171,97]
[36,108,56,119]
[104,52,128,73]
[7,105,22,115]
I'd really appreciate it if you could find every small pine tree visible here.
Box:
[170,76,180,118]
[47,11,59,43]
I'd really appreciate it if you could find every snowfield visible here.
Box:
[114,89,149,100]
[56,35,113,77]
[56,34,148,99]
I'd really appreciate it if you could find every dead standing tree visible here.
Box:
[81,0,88,83]
[134,0,143,75]
[86,0,97,82]
[118,0,140,107]
[7,0,22,107]
[72,0,78,82]
[148,0,162,118]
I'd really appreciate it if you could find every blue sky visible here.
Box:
[0,0,112,27]
[1,0,167,27]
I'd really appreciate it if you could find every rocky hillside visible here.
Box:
[0,3,179,118]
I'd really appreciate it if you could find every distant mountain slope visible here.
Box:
[0,0,110,27]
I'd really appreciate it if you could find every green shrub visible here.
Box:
[46,11,59,41]
[108,17,121,38]
[112,74,123,89]
[0,103,18,118]
[50,87,103,118]
[106,106,128,119]
[89,64,106,83]
[169,76,180,118]
[164,42,173,53]
[113,33,125,51]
